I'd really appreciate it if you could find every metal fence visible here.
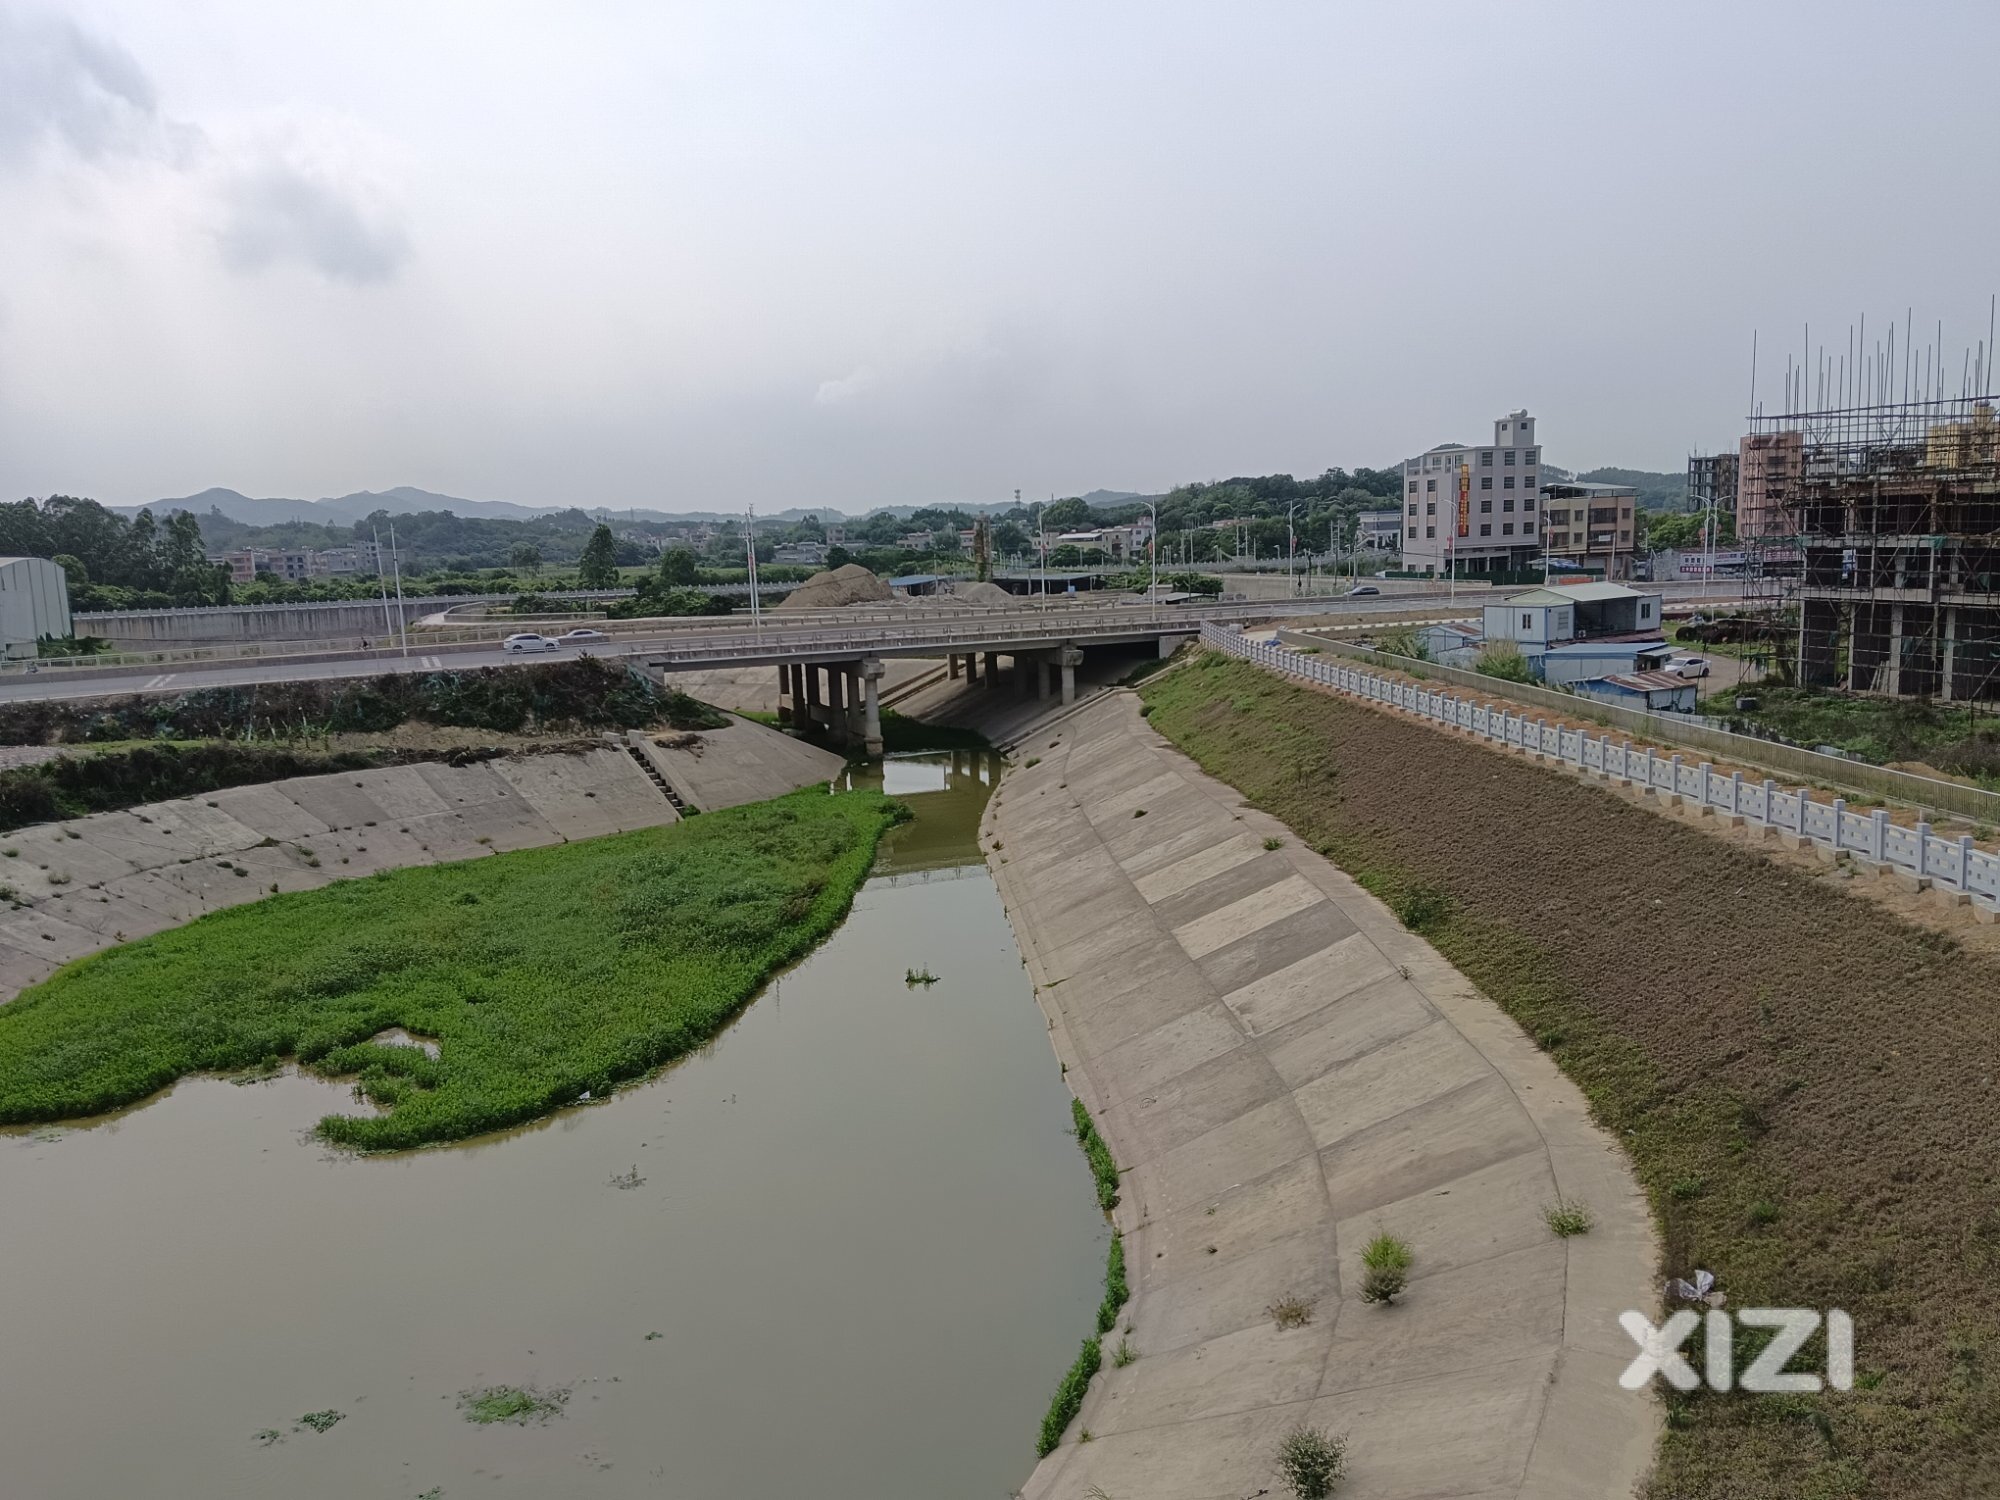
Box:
[1204,623,2000,914]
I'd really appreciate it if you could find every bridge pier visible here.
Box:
[984,651,1003,689]
[828,666,849,743]
[1013,652,1030,698]
[860,657,884,756]
[1036,654,1051,700]
[948,653,962,680]
[1059,645,1083,706]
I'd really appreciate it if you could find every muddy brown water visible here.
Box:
[0,751,1104,1499]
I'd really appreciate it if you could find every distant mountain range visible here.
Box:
[110,487,1044,526]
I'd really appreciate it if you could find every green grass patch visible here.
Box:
[1035,1333,1101,1457]
[0,742,392,833]
[1071,1096,1120,1211]
[1095,1231,1129,1335]
[1708,684,2000,783]
[0,788,902,1149]
[458,1385,569,1425]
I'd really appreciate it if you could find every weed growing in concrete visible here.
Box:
[1131,807,1147,818]
[295,1410,344,1433]
[459,1385,569,1425]
[1024,757,1041,768]
[1096,1231,1129,1334]
[1359,1232,1412,1304]
[1262,836,1285,850]
[0,789,901,1149]
[1267,1293,1316,1330]
[1034,1335,1100,1456]
[608,1165,645,1190]
[252,1428,282,1446]
[1111,1337,1137,1367]
[1274,1424,1348,1498]
[1071,1097,1120,1211]
[1544,1198,1594,1237]
[1361,1265,1406,1304]
[904,967,939,987]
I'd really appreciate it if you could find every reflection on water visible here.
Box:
[0,753,1101,1500]
[841,750,999,877]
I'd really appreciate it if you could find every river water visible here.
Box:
[0,751,1103,1499]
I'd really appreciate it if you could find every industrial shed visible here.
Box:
[0,557,72,659]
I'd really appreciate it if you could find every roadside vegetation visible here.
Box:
[0,658,724,747]
[1142,651,2000,1500]
[1036,1101,1132,1457]
[0,788,901,1149]
[1706,683,2000,785]
[0,741,450,833]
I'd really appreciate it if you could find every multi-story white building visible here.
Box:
[1355,508,1403,553]
[1398,409,1542,577]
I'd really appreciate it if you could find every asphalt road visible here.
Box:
[0,642,602,704]
[0,588,1748,707]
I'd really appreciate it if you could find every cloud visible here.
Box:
[813,365,878,405]
[0,6,162,166]
[0,5,408,285]
[216,156,411,285]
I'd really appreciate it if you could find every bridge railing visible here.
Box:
[1203,622,2000,914]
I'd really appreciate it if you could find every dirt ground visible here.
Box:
[1142,652,2000,1500]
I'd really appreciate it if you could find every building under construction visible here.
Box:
[1749,390,2000,700]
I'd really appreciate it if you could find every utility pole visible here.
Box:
[1286,503,1297,596]
[1147,499,1159,620]
[371,525,393,643]
[745,505,762,632]
[388,521,408,656]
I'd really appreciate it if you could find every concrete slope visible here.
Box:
[0,747,676,1005]
[987,693,1657,1500]
[627,715,846,813]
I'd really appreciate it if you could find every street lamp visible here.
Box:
[1147,499,1159,621]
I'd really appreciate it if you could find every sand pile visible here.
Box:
[950,580,1015,607]
[775,563,893,611]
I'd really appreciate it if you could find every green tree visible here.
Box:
[1042,497,1094,531]
[576,524,619,587]
[51,554,88,591]
[508,543,542,574]
[824,544,851,569]
[657,547,700,586]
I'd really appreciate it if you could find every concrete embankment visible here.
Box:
[986,693,1657,1500]
[0,715,842,1003]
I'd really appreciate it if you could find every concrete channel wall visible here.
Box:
[1223,625,2000,913]
[987,694,1656,1500]
[0,747,678,1005]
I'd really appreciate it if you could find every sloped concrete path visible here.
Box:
[0,747,675,1005]
[988,694,1658,1500]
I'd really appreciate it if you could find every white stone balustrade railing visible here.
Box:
[1203,622,2000,914]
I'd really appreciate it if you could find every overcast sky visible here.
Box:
[2,1,1996,514]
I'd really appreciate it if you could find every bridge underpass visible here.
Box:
[643,618,1200,756]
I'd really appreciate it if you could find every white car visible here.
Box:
[1666,655,1710,679]
[557,628,609,643]
[503,633,561,653]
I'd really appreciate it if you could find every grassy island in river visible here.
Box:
[0,788,901,1150]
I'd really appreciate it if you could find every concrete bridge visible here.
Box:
[642,612,1203,754]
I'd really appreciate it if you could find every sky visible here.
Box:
[2,1,1997,515]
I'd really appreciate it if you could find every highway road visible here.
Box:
[0,587,1751,706]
